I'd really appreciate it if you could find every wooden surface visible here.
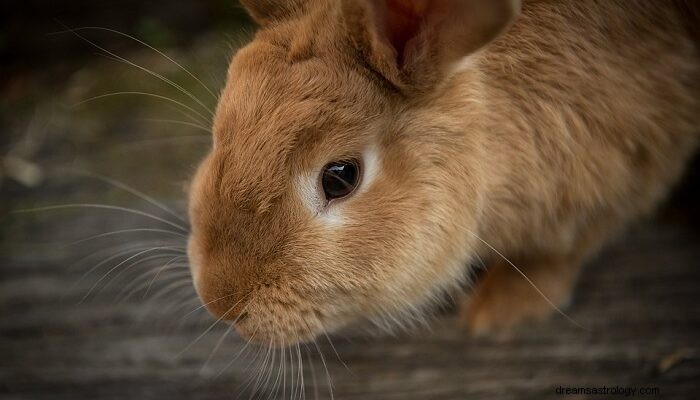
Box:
[1,174,699,400]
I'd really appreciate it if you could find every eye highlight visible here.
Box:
[321,159,361,201]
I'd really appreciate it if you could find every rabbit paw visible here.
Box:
[460,257,577,338]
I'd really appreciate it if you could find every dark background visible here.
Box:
[0,0,250,81]
[1,2,699,399]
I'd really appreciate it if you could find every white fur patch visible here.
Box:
[448,55,475,78]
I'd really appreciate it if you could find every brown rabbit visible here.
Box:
[186,0,699,345]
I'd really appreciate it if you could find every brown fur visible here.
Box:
[187,0,699,345]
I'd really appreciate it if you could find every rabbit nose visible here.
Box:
[194,268,250,322]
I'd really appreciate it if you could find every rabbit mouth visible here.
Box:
[230,290,328,347]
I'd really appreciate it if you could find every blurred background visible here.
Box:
[1,1,699,399]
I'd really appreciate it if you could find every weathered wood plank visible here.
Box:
[2,185,699,399]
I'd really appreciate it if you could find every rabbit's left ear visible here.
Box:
[344,0,521,92]
[239,0,309,25]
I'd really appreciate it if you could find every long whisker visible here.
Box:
[58,25,215,119]
[199,301,253,375]
[109,253,186,298]
[119,269,191,303]
[146,279,194,305]
[131,281,196,333]
[160,103,216,129]
[66,240,160,273]
[179,292,239,322]
[81,246,184,302]
[116,257,188,301]
[281,345,288,400]
[200,324,234,374]
[107,135,212,152]
[312,339,334,400]
[68,241,176,293]
[178,293,250,357]
[261,343,280,400]
[303,344,319,400]
[243,339,273,400]
[296,343,305,400]
[138,118,212,134]
[292,346,300,400]
[321,331,351,375]
[465,228,588,331]
[270,346,285,400]
[142,256,190,298]
[56,26,219,101]
[72,91,210,126]
[69,228,186,245]
[287,346,295,400]
[13,204,189,233]
[215,323,260,379]
[59,169,188,224]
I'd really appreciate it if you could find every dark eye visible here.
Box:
[321,159,361,201]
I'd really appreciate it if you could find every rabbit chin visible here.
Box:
[230,298,326,347]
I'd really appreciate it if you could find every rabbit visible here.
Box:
[186,0,699,345]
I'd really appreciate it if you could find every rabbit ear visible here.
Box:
[347,0,521,91]
[239,0,309,25]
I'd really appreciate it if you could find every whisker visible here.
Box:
[81,246,185,302]
[13,204,189,233]
[321,331,351,375]
[178,293,250,357]
[142,281,195,319]
[166,298,201,329]
[149,285,198,324]
[131,282,196,333]
[72,91,210,126]
[287,346,293,400]
[312,339,334,400]
[142,256,190,298]
[120,269,192,303]
[296,344,305,400]
[200,324,234,375]
[69,228,187,246]
[179,292,239,323]
[138,118,212,134]
[303,344,319,400]
[271,346,285,400]
[215,323,260,379]
[56,26,219,101]
[198,301,253,375]
[59,169,188,224]
[68,241,177,293]
[280,345,287,400]
[261,343,280,400]
[291,346,300,400]
[465,228,588,331]
[58,25,215,119]
[274,347,286,400]
[146,277,193,303]
[109,253,186,298]
[241,339,272,400]
[106,135,211,152]
[160,103,215,129]
[117,258,189,301]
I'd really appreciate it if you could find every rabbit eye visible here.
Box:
[321,159,361,201]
